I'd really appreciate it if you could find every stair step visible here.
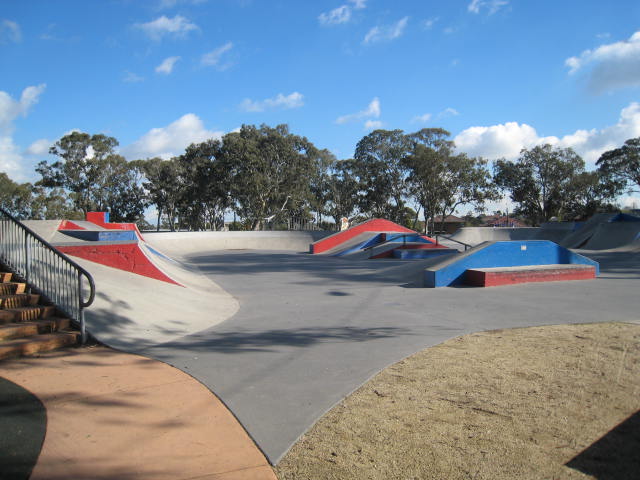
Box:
[0,272,13,283]
[0,305,56,324]
[0,293,40,309]
[0,282,26,295]
[0,331,80,360]
[0,317,72,341]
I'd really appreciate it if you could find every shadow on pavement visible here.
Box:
[565,409,640,479]
[156,326,410,353]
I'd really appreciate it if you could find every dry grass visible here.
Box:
[275,322,640,480]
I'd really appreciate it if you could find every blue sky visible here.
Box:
[1,0,640,208]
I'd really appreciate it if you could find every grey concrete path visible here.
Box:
[138,248,640,464]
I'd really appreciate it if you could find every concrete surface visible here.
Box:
[135,244,640,464]
[53,228,640,465]
[0,346,276,480]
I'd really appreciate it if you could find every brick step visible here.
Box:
[0,293,40,309]
[465,264,596,287]
[0,272,13,283]
[0,331,80,360]
[0,317,72,341]
[0,282,27,295]
[0,305,56,324]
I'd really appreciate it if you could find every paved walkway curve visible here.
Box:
[137,247,640,464]
[0,347,276,480]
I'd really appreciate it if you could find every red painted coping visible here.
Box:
[59,220,85,230]
[310,219,419,254]
[57,243,181,286]
[85,212,144,239]
[465,264,596,287]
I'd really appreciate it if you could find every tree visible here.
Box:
[352,129,409,223]
[494,145,586,225]
[403,128,496,233]
[596,137,640,193]
[219,124,320,230]
[175,139,229,231]
[36,132,146,221]
[137,157,182,231]
[325,159,360,224]
[0,173,34,219]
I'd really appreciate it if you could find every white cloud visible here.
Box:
[1,19,22,44]
[0,85,46,181]
[336,97,381,124]
[363,17,409,45]
[411,113,432,124]
[423,17,439,29]
[440,107,460,117]
[318,0,366,26]
[123,71,144,83]
[454,102,640,166]
[135,15,198,41]
[319,6,351,26]
[565,30,640,93]
[155,56,180,74]
[468,0,509,15]
[0,84,46,133]
[25,138,52,156]
[123,113,223,160]
[239,92,304,112]
[201,42,233,69]
[364,120,383,130]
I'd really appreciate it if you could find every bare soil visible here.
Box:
[275,322,640,480]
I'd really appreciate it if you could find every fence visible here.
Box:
[0,208,95,343]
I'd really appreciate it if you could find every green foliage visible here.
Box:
[352,129,409,223]
[494,144,621,225]
[0,173,34,219]
[403,128,497,233]
[36,132,147,221]
[596,137,640,193]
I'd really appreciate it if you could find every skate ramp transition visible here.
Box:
[310,218,453,259]
[449,222,579,247]
[561,213,640,250]
[35,213,242,349]
[424,240,599,287]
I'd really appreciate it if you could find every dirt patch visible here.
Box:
[275,322,640,479]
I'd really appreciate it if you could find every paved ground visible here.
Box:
[138,247,640,464]
[0,347,276,480]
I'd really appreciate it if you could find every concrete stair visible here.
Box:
[0,271,80,361]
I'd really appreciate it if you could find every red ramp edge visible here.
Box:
[57,243,182,286]
[310,219,423,254]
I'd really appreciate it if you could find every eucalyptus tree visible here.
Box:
[36,132,146,221]
[596,137,640,193]
[494,145,587,224]
[218,124,320,230]
[352,129,410,223]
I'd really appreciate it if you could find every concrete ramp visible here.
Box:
[76,253,239,350]
[449,227,539,246]
[21,220,63,243]
[582,222,640,250]
[145,230,330,255]
[424,240,598,287]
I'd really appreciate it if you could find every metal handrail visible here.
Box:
[435,233,472,251]
[0,208,95,344]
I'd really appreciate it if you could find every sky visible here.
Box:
[1,0,640,207]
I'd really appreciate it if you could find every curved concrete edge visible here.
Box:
[72,254,239,350]
[0,346,276,480]
[144,230,331,255]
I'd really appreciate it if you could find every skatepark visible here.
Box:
[5,212,635,468]
[0,215,640,478]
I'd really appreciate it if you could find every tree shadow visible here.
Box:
[565,409,640,479]
[154,325,410,354]
[0,377,46,480]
